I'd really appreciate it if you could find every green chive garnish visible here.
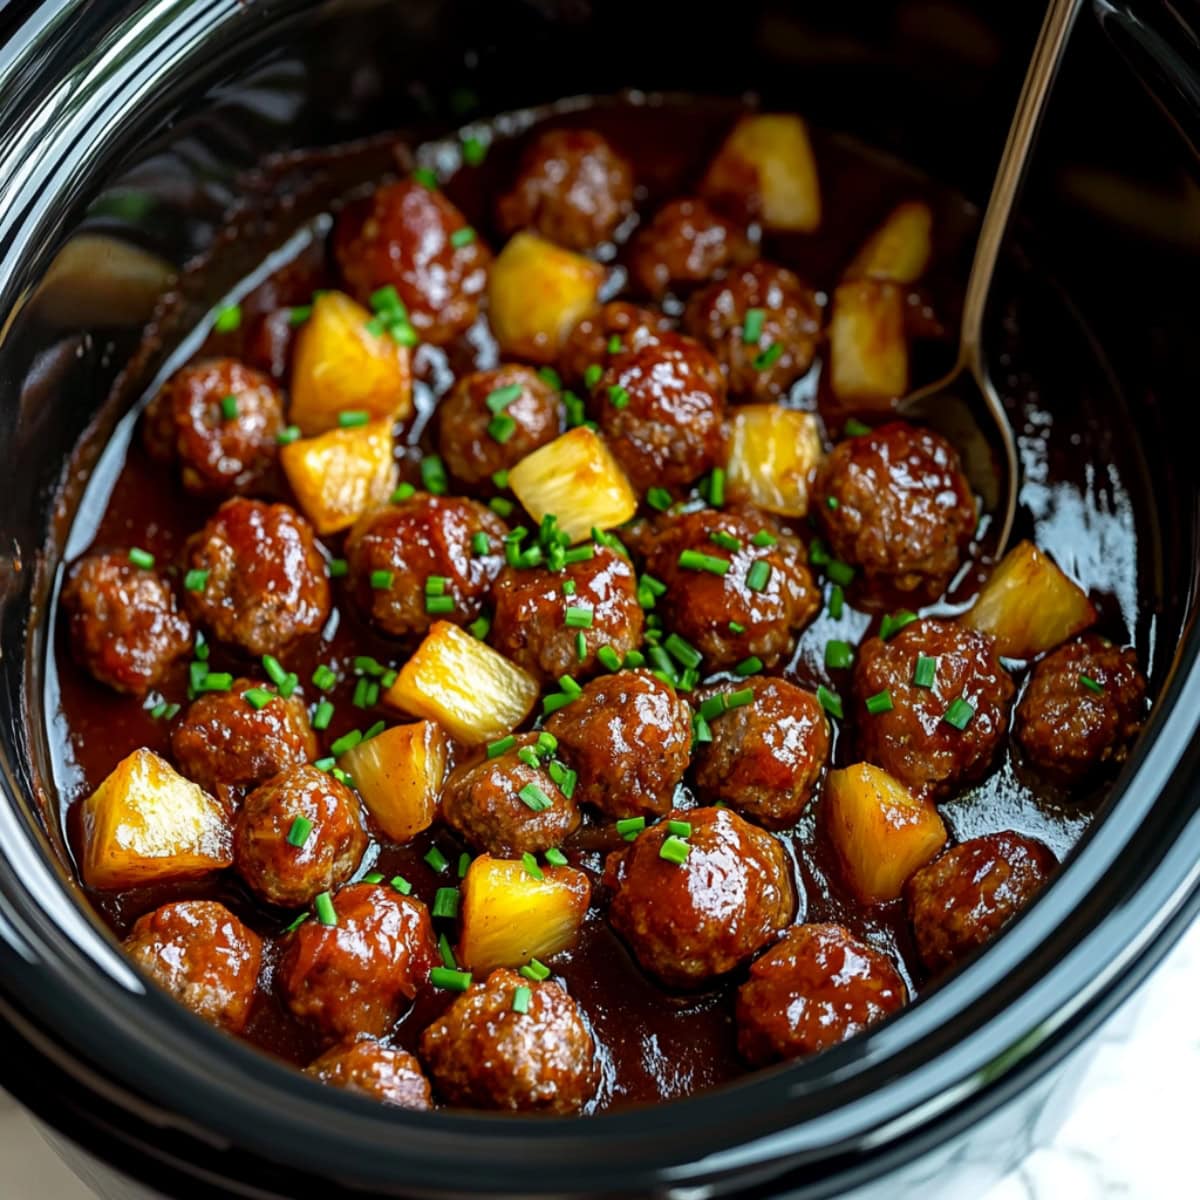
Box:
[865,690,894,715]
[880,611,919,640]
[431,887,460,919]
[421,455,447,495]
[825,640,854,670]
[450,226,476,248]
[817,684,843,719]
[545,847,568,867]
[844,418,871,436]
[742,308,765,344]
[219,394,239,421]
[746,560,772,592]
[827,560,856,587]
[913,655,938,688]
[286,815,313,847]
[512,984,532,1013]
[520,958,551,982]
[430,967,472,991]
[338,410,369,428]
[678,549,730,576]
[276,424,301,445]
[616,816,645,840]
[521,852,544,881]
[942,696,975,730]
[734,656,763,677]
[1080,674,1104,694]
[370,569,394,590]
[424,846,449,873]
[647,487,672,511]
[184,568,208,592]
[128,547,155,570]
[314,892,337,926]
[213,304,241,333]
[242,687,275,710]
[312,699,334,730]
[753,342,782,370]
[518,783,553,812]
[659,835,691,864]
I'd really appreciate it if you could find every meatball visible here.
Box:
[592,330,725,491]
[346,495,507,639]
[60,551,191,696]
[735,924,907,1065]
[852,618,1014,798]
[559,301,672,387]
[183,499,330,657]
[546,670,692,819]
[306,1038,433,1110]
[142,358,283,495]
[642,507,820,672]
[1015,634,1147,781]
[124,900,261,1033]
[907,832,1057,972]
[496,128,634,251]
[813,422,976,602]
[333,180,491,345]
[692,677,829,829]
[279,883,437,1041]
[628,197,756,298]
[442,734,580,857]
[437,365,562,488]
[684,262,822,402]
[420,968,598,1114]
[604,806,795,987]
[490,546,643,683]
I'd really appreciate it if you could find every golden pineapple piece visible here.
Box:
[824,763,947,904]
[962,540,1097,659]
[828,280,908,404]
[383,621,539,745]
[457,854,591,973]
[845,201,934,284]
[724,405,825,518]
[82,748,233,890]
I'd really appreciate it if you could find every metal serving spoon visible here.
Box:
[899,0,1084,553]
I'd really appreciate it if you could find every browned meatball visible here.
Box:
[333,180,491,345]
[813,423,976,602]
[735,924,907,1065]
[124,900,261,1033]
[604,806,795,987]
[279,883,438,1041]
[642,507,820,672]
[346,495,507,639]
[420,968,598,1114]
[496,128,634,251]
[1015,635,1147,781]
[546,670,692,819]
[142,359,283,495]
[60,551,191,696]
[306,1038,433,1110]
[853,618,1014,799]
[628,197,756,298]
[684,262,822,402]
[559,301,672,387]
[907,832,1057,972]
[692,677,829,829]
[442,734,580,857]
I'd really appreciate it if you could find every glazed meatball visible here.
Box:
[442,733,581,857]
[420,968,598,1114]
[333,180,491,345]
[642,507,820,672]
[546,670,692,819]
[628,197,756,298]
[183,499,330,657]
[852,618,1014,798]
[907,832,1057,972]
[684,262,822,402]
[692,677,829,829]
[735,924,907,1065]
[490,546,643,683]
[142,358,283,495]
[346,495,507,638]
[604,806,795,987]
[279,883,437,1041]
[306,1038,433,1110]
[497,128,634,251]
[813,422,976,602]
[1015,634,1147,781]
[124,900,261,1033]
[234,764,368,907]
[60,551,191,696]
[559,301,672,387]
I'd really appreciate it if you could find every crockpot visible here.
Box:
[2,1,1200,1197]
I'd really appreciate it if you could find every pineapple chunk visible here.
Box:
[824,763,947,904]
[508,426,637,544]
[82,748,233,890]
[725,405,825,518]
[289,290,412,435]
[701,114,821,232]
[962,540,1096,658]
[844,201,934,284]
[488,231,604,363]
[458,855,591,972]
[384,621,539,744]
[829,280,908,404]
[280,418,396,535]
[339,721,448,844]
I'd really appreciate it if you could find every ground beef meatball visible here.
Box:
[735,924,907,1065]
[546,670,692,819]
[490,546,642,684]
[853,618,1014,798]
[442,733,581,857]
[684,262,822,402]
[306,1038,433,1110]
[692,677,829,829]
[279,883,437,1041]
[60,551,192,696]
[142,358,283,496]
[604,806,795,987]
[559,301,672,387]
[124,900,261,1033]
[420,968,598,1114]
[907,832,1057,973]
[628,197,757,298]
[496,128,634,251]
[1015,635,1147,781]
[333,180,491,345]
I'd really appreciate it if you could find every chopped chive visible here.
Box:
[641,573,667,597]
[413,166,438,188]
[845,418,871,437]
[490,470,510,492]
[276,424,301,445]
[538,366,562,390]
[753,342,783,370]
[520,958,551,982]
[219,393,239,421]
[439,933,457,969]
[698,695,727,722]
[314,892,337,926]
[490,496,514,517]
[667,819,692,837]
[616,816,645,841]
[431,887,460,919]
[913,655,938,689]
[462,135,487,165]
[564,606,594,629]
[751,529,777,549]
[312,757,336,771]
[726,687,755,710]
[312,699,334,730]
[285,912,310,933]
[330,769,354,786]
[338,409,369,428]
[880,611,919,640]
[647,486,672,512]
[597,645,622,672]
[389,483,415,505]
[561,579,577,599]
[826,496,840,511]
[563,390,586,427]
[942,697,975,730]
[825,640,854,670]
[706,467,726,508]
[286,815,314,848]
[623,650,646,668]
[521,851,544,881]
[430,966,472,991]
[607,384,630,410]
[545,847,568,867]
[364,315,386,338]
[734,656,763,677]
[128,547,155,570]
[709,530,742,552]
[511,984,533,1014]
[390,876,414,897]
[214,303,242,333]
[262,654,288,687]
[330,729,363,756]
[559,675,582,698]
[659,835,691,864]
[370,569,394,590]
[488,413,517,443]
[742,307,765,344]
[425,594,455,614]
[468,615,491,639]
[487,734,516,759]
[380,669,398,688]
[450,226,476,248]
[184,568,208,592]
[535,730,557,756]
[471,532,490,557]
[518,746,541,769]
[242,687,275,710]
[827,560,856,587]
[149,701,167,719]
[728,620,746,635]
[193,633,209,662]
[547,761,577,798]
[486,384,523,414]
[817,684,843,719]
[584,363,603,389]
[353,655,385,677]
[664,633,702,670]
[458,852,472,878]
[424,846,449,873]
[808,538,831,566]
[542,692,574,715]
[607,334,623,354]
[362,872,384,884]
[746,560,772,592]
[197,672,233,693]
[865,690,894,715]
[369,284,404,315]
[518,783,553,812]
[828,584,845,619]
[362,719,386,741]
[350,677,377,708]
[576,630,588,660]
[1080,674,1104,694]
[421,455,448,495]
[678,549,730,576]
[312,664,337,691]
[692,713,713,743]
